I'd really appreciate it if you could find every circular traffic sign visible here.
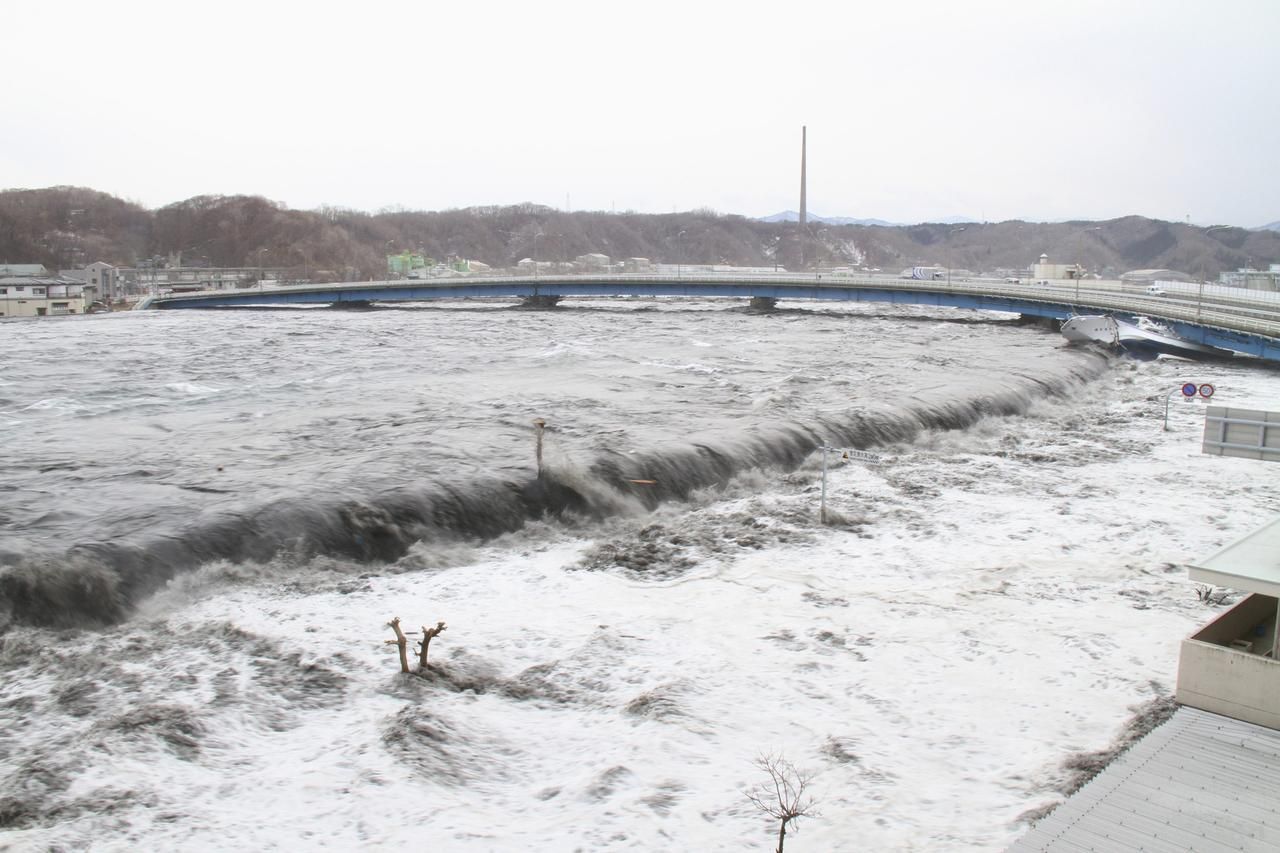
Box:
[1181,383,1198,397]
[1199,383,1215,398]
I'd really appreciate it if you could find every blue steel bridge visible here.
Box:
[140,272,1280,361]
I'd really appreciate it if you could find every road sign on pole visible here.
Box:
[1166,381,1219,431]
[819,445,883,524]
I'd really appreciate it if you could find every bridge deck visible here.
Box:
[142,273,1280,361]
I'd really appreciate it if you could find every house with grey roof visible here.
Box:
[0,263,50,277]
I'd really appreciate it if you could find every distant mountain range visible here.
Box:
[1,187,1277,281]
[760,211,975,227]
[766,212,1280,232]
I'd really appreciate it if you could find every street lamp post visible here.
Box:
[532,231,542,280]
[677,230,686,279]
[947,227,965,286]
[1201,225,1234,321]
[257,248,267,293]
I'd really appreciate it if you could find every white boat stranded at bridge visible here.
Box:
[1061,315,1238,361]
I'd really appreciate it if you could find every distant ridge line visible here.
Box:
[759,211,970,226]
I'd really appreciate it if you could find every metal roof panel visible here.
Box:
[1007,707,1280,852]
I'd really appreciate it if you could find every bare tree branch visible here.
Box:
[384,617,412,673]
[746,753,819,853]
[417,621,447,670]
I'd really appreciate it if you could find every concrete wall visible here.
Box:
[1189,593,1277,651]
[1177,594,1280,730]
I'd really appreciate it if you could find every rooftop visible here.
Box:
[1189,516,1280,598]
[1008,706,1280,852]
[0,276,81,286]
[0,264,49,276]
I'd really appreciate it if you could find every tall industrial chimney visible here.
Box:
[799,126,808,228]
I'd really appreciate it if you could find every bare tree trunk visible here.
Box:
[386,617,411,673]
[777,819,787,853]
[417,621,447,670]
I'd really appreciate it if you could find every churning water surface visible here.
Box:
[0,302,1101,627]
[1,300,1275,851]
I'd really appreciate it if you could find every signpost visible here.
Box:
[819,445,883,524]
[1164,381,1216,431]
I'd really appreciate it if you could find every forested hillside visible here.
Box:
[2,186,1276,281]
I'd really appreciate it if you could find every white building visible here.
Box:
[0,277,88,317]
[1031,253,1085,281]
[1177,405,1280,729]
[1177,517,1280,729]
[574,253,611,268]
[1219,264,1280,291]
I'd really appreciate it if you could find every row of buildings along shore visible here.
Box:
[3,254,1280,318]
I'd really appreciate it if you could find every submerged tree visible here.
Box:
[746,753,819,853]
[385,617,448,675]
[416,620,447,670]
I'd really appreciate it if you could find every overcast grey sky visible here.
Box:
[6,0,1278,226]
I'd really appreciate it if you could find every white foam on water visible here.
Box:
[2,307,1278,851]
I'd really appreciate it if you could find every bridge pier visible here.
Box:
[749,296,778,311]
[521,295,561,309]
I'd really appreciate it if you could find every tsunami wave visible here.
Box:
[0,354,1110,629]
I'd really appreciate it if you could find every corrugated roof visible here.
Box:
[0,277,83,286]
[1008,706,1280,852]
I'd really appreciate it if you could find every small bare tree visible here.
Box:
[746,753,819,853]
[385,617,448,675]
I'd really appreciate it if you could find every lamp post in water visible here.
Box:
[532,418,547,476]
[818,444,883,524]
